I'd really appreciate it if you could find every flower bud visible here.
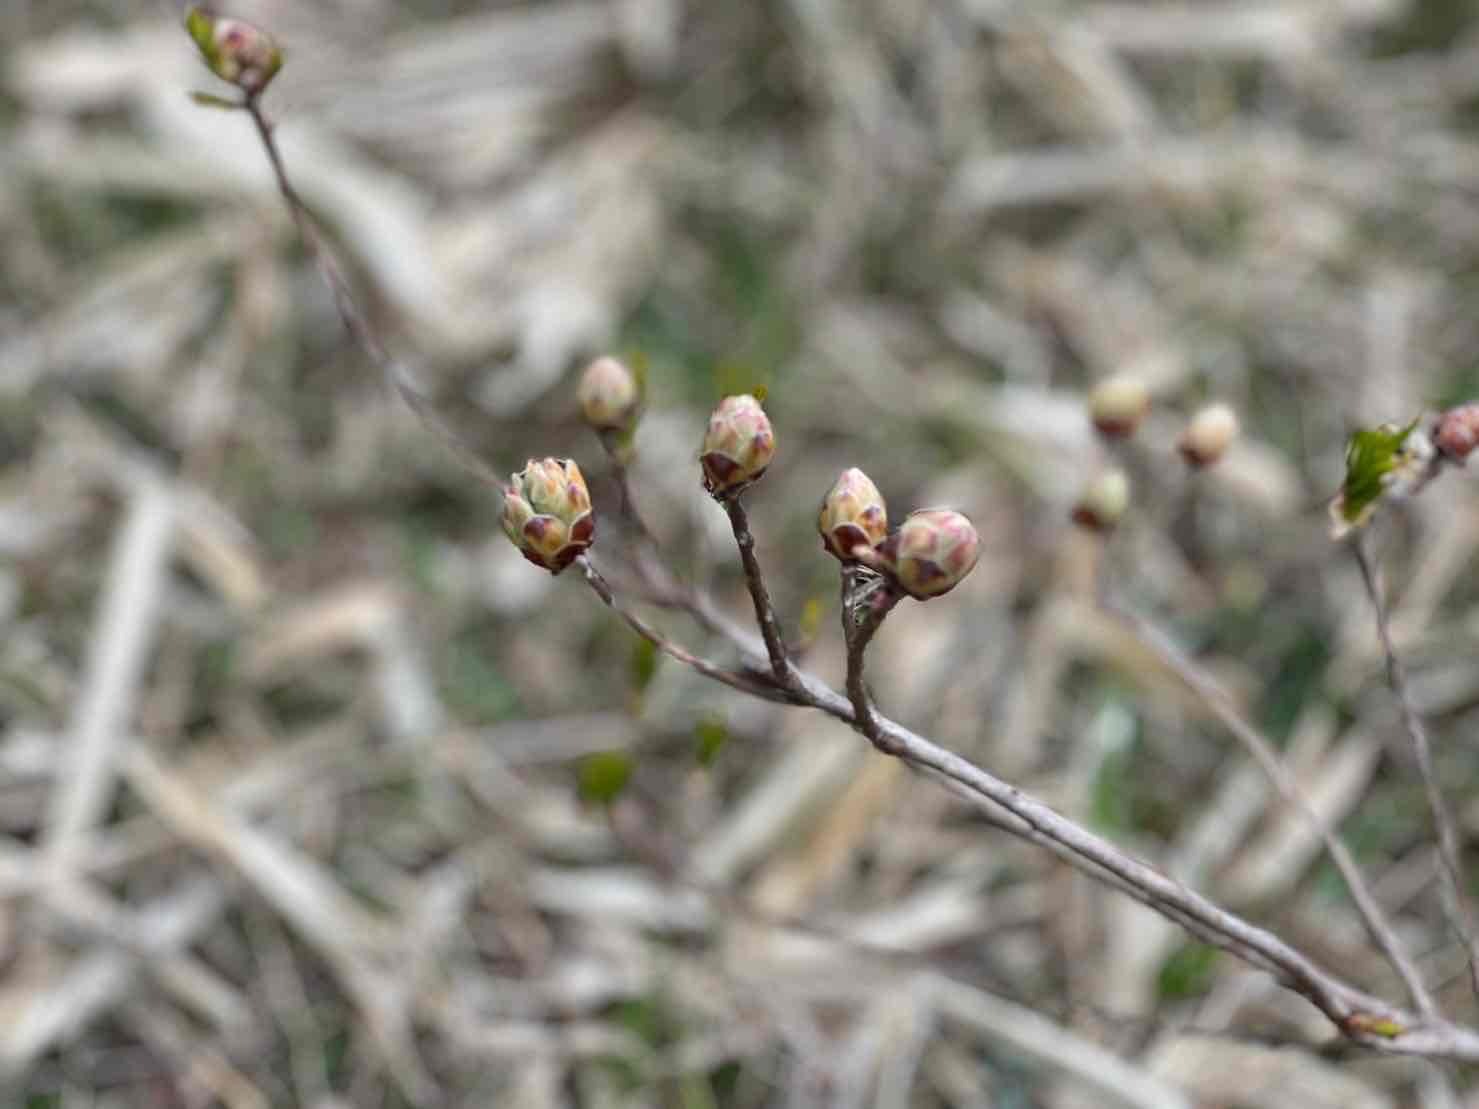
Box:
[818,468,888,561]
[700,394,775,497]
[1177,403,1240,468]
[185,7,284,95]
[876,509,980,600]
[1088,373,1150,438]
[577,356,642,434]
[1435,404,1479,462]
[501,458,594,573]
[1071,468,1130,532]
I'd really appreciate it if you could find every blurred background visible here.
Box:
[6,0,1479,1105]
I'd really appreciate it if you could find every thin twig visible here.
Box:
[584,563,1479,1062]
[1111,599,1437,1018]
[576,555,790,703]
[841,564,900,748]
[1354,532,1479,999]
[721,495,797,690]
[241,96,504,489]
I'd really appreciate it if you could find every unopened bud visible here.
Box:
[1177,403,1240,468]
[818,468,888,561]
[185,8,284,95]
[1088,373,1150,438]
[501,458,594,573]
[700,394,775,497]
[876,509,980,600]
[1435,403,1479,462]
[1072,469,1130,532]
[577,356,642,434]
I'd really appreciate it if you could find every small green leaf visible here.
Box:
[184,6,216,57]
[630,638,658,693]
[694,715,729,767]
[752,384,768,405]
[1335,419,1418,528]
[188,90,244,110]
[579,751,633,806]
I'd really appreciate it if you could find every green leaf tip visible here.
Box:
[1330,418,1424,538]
[184,7,215,57]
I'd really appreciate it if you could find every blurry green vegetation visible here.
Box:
[442,624,522,723]
[579,749,634,805]
[1157,942,1221,1001]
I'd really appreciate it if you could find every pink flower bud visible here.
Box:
[577,356,642,433]
[876,509,980,600]
[700,395,775,497]
[818,468,888,561]
[501,458,594,573]
[185,7,284,96]
[1435,404,1479,462]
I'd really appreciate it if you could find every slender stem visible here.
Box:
[722,496,796,690]
[576,556,787,703]
[841,565,900,748]
[242,97,504,489]
[1112,599,1437,1018]
[1355,533,1479,999]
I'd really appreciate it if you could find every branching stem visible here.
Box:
[722,495,798,692]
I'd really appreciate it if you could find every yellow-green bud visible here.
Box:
[1177,403,1240,468]
[577,356,642,433]
[1088,373,1150,439]
[877,509,980,600]
[700,394,775,497]
[185,7,284,96]
[1071,468,1131,532]
[818,468,888,562]
[501,458,594,573]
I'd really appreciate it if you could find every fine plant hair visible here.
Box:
[182,3,1479,1079]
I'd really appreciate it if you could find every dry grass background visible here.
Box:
[6,0,1479,1105]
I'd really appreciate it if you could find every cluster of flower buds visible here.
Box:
[577,356,643,436]
[184,7,284,96]
[701,394,775,497]
[1177,403,1240,468]
[501,458,594,573]
[817,467,978,599]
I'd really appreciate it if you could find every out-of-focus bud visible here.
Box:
[700,394,775,497]
[876,509,980,600]
[1088,373,1150,439]
[818,468,888,561]
[1435,403,1479,462]
[1177,403,1240,468]
[1072,468,1131,532]
[577,356,642,434]
[501,458,594,573]
[185,8,284,96]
